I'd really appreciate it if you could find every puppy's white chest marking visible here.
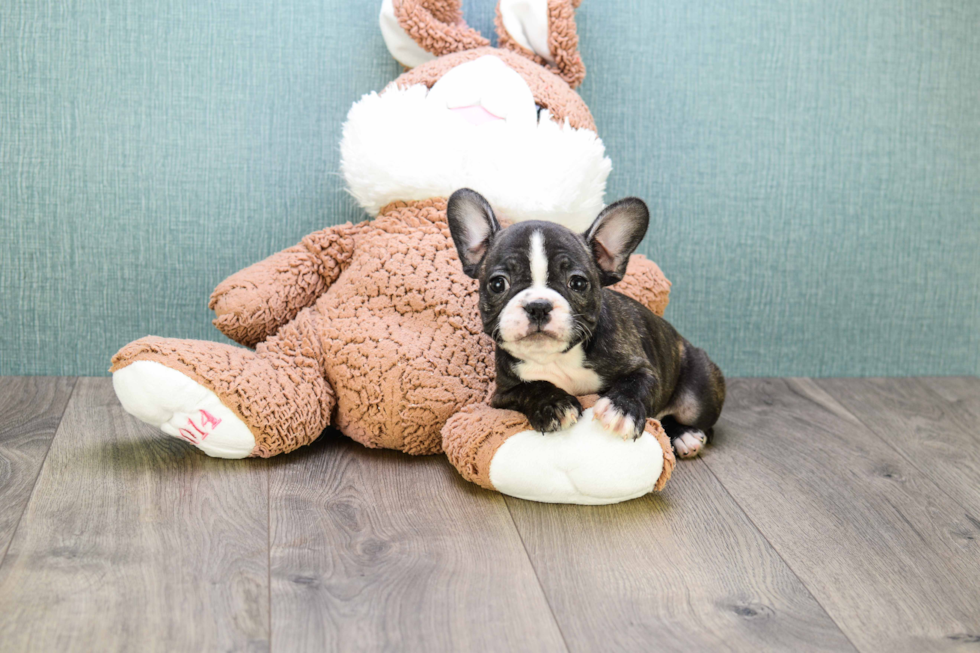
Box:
[514,344,603,396]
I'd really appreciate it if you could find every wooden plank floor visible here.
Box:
[0,376,977,653]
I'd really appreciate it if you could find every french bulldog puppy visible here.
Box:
[447,188,725,458]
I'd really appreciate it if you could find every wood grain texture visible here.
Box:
[0,378,270,653]
[816,377,980,517]
[919,376,980,419]
[504,459,855,653]
[269,432,567,653]
[706,378,980,653]
[3,376,979,652]
[0,377,75,564]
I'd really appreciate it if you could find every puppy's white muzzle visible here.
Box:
[498,287,574,358]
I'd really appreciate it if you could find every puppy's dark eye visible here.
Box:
[488,276,509,294]
[568,275,589,292]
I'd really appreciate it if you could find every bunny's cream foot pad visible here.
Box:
[113,361,255,458]
[442,400,675,505]
[488,407,667,505]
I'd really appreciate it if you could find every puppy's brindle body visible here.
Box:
[447,189,725,458]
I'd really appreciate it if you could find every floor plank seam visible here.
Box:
[5,377,975,650]
[697,456,862,652]
[0,377,79,571]
[812,378,980,522]
[502,499,573,653]
[266,460,273,653]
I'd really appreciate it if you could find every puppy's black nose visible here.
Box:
[524,300,553,326]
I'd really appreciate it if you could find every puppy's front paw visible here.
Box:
[593,396,645,440]
[527,396,582,433]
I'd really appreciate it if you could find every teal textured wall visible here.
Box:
[2,0,978,377]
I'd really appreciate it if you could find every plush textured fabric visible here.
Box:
[210,224,361,348]
[110,307,335,458]
[617,255,671,318]
[3,0,978,379]
[394,0,490,57]
[104,4,679,504]
[114,198,672,458]
[390,47,595,131]
[495,0,586,88]
[311,198,493,454]
[443,393,675,491]
[340,80,610,228]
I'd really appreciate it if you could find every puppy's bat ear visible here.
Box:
[584,198,649,286]
[447,188,501,278]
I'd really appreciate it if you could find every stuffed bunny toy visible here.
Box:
[111,0,677,504]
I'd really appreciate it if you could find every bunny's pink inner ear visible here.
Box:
[495,0,586,88]
[391,0,489,62]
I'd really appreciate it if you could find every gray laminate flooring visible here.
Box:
[1,376,978,652]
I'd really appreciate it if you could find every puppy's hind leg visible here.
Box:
[661,344,726,459]
[659,416,706,459]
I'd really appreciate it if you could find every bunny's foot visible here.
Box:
[111,310,335,458]
[442,396,675,504]
[113,359,255,458]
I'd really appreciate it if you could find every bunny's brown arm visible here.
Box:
[209,222,361,347]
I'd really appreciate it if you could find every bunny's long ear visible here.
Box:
[495,0,586,88]
[380,0,489,68]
